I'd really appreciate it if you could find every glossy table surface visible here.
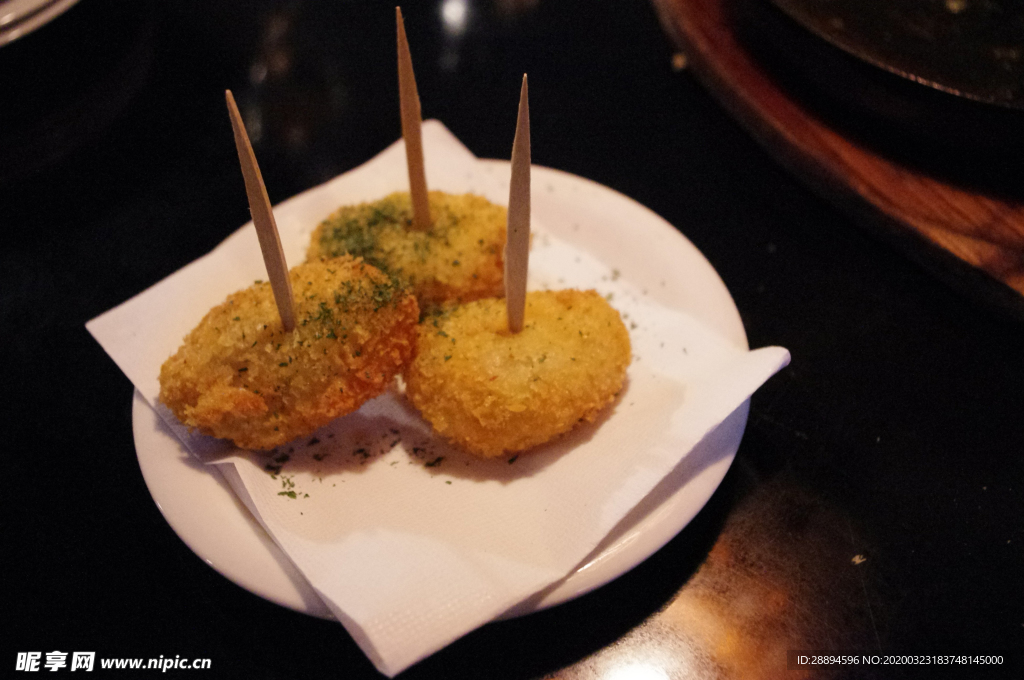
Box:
[3,1,1022,677]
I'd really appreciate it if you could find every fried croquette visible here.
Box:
[405,290,631,458]
[159,257,419,450]
[306,191,506,309]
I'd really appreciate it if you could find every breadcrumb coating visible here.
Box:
[159,257,419,450]
[306,191,505,309]
[405,290,631,458]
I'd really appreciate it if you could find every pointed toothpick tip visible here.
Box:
[396,6,430,232]
[505,74,531,334]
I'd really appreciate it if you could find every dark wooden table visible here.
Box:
[4,1,1021,677]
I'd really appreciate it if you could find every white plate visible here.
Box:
[133,161,749,620]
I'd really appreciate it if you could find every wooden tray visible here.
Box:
[652,0,1024,319]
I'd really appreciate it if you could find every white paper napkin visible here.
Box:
[87,121,789,676]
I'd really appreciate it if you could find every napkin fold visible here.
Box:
[88,121,789,676]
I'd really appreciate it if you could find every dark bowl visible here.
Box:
[732,0,1024,164]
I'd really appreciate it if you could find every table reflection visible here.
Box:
[553,475,880,679]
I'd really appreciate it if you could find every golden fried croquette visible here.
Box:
[405,290,631,458]
[306,191,505,309]
[159,257,419,450]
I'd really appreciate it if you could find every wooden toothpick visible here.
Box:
[396,6,431,231]
[505,74,530,334]
[225,90,296,332]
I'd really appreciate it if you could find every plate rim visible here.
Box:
[0,0,80,47]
